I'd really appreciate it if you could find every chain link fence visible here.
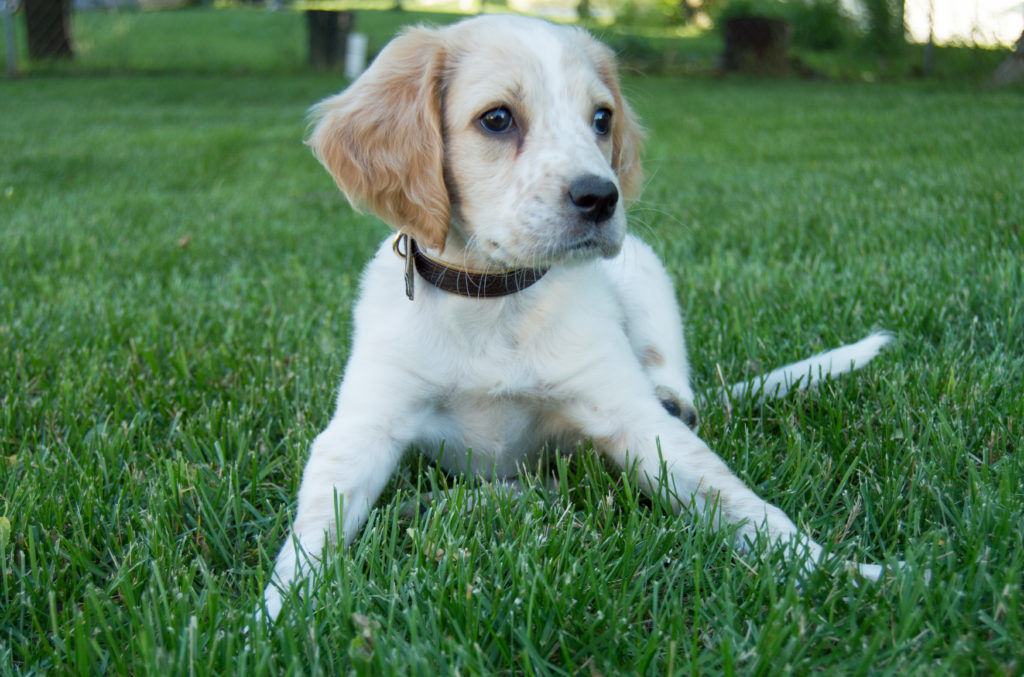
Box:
[3,0,316,76]
[1,0,599,76]
[2,0,1022,78]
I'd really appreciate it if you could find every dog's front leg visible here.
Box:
[567,379,882,579]
[600,236,699,428]
[609,409,813,554]
[261,363,423,622]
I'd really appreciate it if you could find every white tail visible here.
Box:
[725,332,893,404]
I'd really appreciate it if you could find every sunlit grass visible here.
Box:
[0,5,1010,79]
[2,18,1023,674]
[1,6,468,74]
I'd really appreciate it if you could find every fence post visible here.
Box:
[3,0,17,76]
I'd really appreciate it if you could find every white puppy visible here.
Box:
[261,15,893,621]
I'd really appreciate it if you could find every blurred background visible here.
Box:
[3,0,1023,83]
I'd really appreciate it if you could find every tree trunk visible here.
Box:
[722,16,791,75]
[306,10,354,70]
[25,0,73,61]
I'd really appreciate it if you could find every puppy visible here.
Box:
[261,15,893,620]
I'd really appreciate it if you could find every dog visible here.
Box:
[260,15,894,621]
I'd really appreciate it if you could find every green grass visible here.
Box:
[2,6,467,74]
[3,11,1024,675]
[2,5,1013,80]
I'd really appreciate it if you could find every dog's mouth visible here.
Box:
[567,237,600,251]
[551,232,623,262]
[469,216,625,269]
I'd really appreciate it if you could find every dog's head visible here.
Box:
[308,16,643,268]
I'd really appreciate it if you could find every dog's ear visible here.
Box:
[610,92,644,204]
[582,36,645,203]
[307,27,449,251]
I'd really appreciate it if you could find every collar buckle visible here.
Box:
[393,233,416,300]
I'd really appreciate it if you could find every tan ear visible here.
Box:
[582,35,645,203]
[610,92,645,204]
[307,27,449,250]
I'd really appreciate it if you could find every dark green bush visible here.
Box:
[614,0,675,28]
[788,0,853,51]
[716,0,854,51]
[715,0,787,23]
[861,0,906,57]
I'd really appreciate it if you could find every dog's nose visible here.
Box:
[568,175,619,223]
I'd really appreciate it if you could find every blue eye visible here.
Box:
[480,107,514,134]
[593,108,612,136]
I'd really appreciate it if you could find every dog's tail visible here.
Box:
[724,331,893,404]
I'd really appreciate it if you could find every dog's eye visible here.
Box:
[480,107,515,134]
[592,108,613,136]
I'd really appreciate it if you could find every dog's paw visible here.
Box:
[655,385,699,430]
[258,586,283,625]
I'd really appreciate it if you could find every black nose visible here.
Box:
[568,175,619,223]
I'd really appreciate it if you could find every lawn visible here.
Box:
[2,9,1023,676]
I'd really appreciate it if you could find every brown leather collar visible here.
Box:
[393,234,548,300]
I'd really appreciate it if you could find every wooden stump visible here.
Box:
[306,10,354,70]
[990,29,1024,87]
[722,16,791,75]
[25,0,74,61]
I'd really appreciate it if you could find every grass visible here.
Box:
[2,6,467,74]
[2,8,1024,675]
[2,4,1014,80]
